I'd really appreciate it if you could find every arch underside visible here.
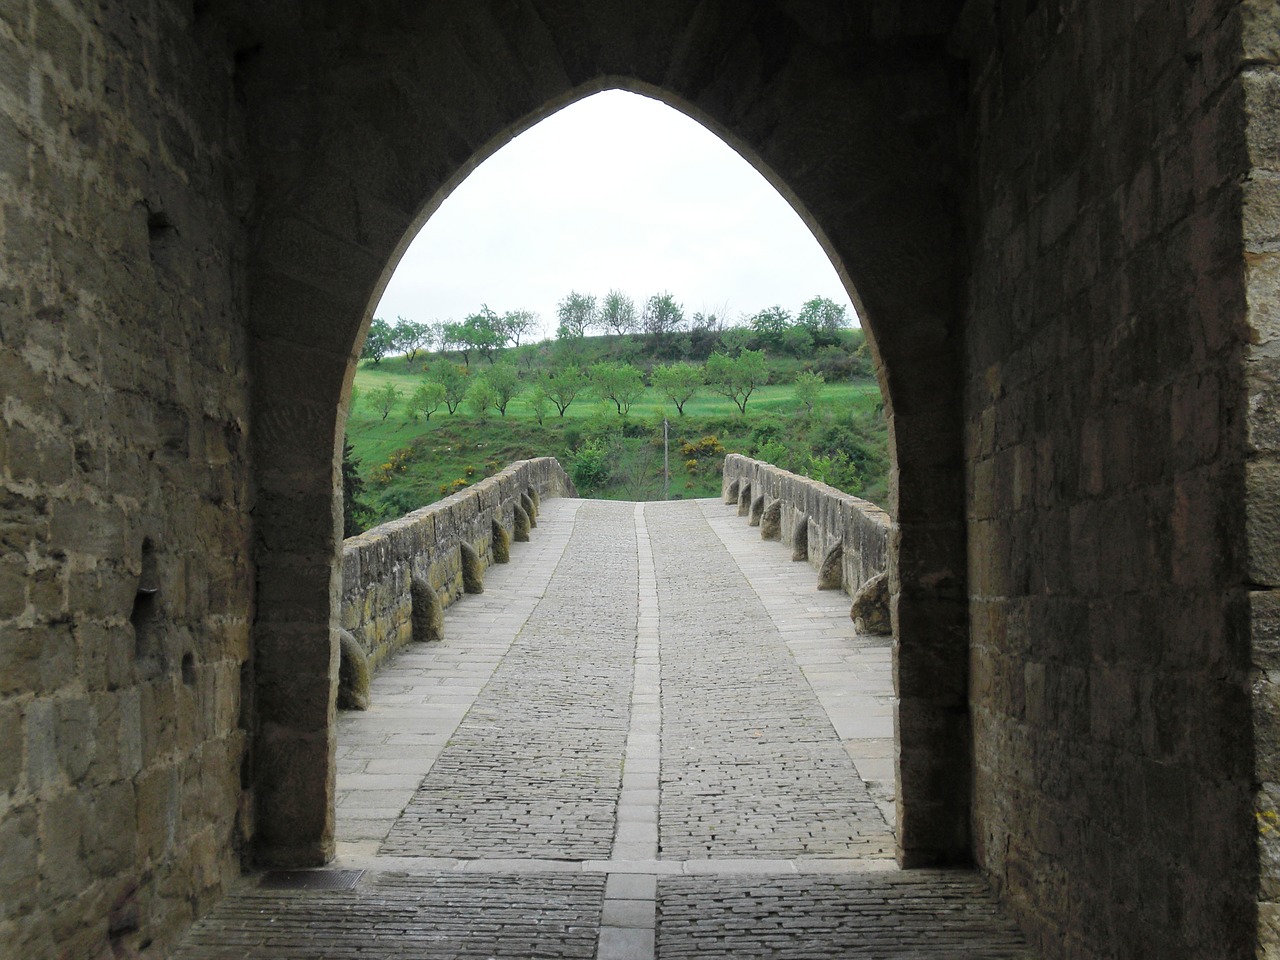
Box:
[238,3,969,868]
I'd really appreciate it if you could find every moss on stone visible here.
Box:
[411,575,444,643]
[851,571,891,635]
[761,499,782,540]
[337,629,370,710]
[791,514,810,561]
[492,519,511,563]
[514,504,531,542]
[460,542,484,594]
[818,545,843,590]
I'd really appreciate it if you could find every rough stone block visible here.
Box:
[491,518,510,563]
[336,629,370,711]
[851,572,891,634]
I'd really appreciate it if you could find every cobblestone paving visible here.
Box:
[657,873,1035,958]
[172,873,605,959]
[174,498,1035,960]
[647,500,893,859]
[379,500,637,859]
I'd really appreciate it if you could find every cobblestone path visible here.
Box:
[651,500,892,859]
[380,501,637,859]
[175,499,1034,959]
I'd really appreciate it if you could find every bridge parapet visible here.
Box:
[340,458,576,673]
[722,454,890,598]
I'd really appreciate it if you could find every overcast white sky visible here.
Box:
[374,89,858,339]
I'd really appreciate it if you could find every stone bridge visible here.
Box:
[3,2,1280,958]
[175,476,1032,959]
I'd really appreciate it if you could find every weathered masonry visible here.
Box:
[721,453,890,598]
[338,458,574,676]
[1,2,1277,958]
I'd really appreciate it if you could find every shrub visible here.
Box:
[570,439,611,493]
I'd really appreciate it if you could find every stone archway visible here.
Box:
[233,3,969,869]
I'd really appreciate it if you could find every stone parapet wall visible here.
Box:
[340,459,576,672]
[721,454,889,596]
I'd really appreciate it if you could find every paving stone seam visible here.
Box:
[594,503,661,960]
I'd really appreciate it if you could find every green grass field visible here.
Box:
[344,351,887,531]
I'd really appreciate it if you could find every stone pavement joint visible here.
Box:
[175,498,1035,959]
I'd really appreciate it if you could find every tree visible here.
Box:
[427,359,468,413]
[795,296,850,338]
[441,320,471,366]
[750,304,792,347]
[407,381,446,421]
[556,291,596,340]
[793,370,825,417]
[528,389,550,425]
[465,377,497,419]
[341,441,369,538]
[780,325,813,357]
[651,361,703,415]
[590,362,645,415]
[484,363,522,415]
[393,317,432,365]
[717,326,754,356]
[460,305,506,364]
[502,309,538,348]
[704,349,768,414]
[599,289,638,336]
[690,303,729,335]
[368,382,401,420]
[641,291,684,341]
[537,364,587,416]
[362,317,395,364]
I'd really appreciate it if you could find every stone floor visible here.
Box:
[174,498,1034,959]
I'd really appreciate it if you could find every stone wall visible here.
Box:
[1243,0,1280,944]
[721,454,889,597]
[339,459,576,673]
[0,3,251,959]
[961,2,1259,956]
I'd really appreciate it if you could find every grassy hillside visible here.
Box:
[344,336,887,532]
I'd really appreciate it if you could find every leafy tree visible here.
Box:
[441,320,471,366]
[427,359,468,413]
[795,296,850,337]
[641,291,684,341]
[362,317,395,364]
[780,325,813,357]
[461,305,507,363]
[465,377,497,419]
[394,317,432,365]
[689,306,727,335]
[408,381,446,421]
[484,363,522,415]
[599,289,638,336]
[537,364,588,416]
[556,291,597,340]
[528,389,550,425]
[502,309,538,348]
[368,382,401,420]
[704,349,768,414]
[717,326,753,356]
[341,441,370,537]
[793,370,825,417]
[569,439,611,493]
[750,304,792,347]
[651,361,703,415]
[590,362,645,416]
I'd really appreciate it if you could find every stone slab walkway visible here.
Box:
[174,498,1034,959]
